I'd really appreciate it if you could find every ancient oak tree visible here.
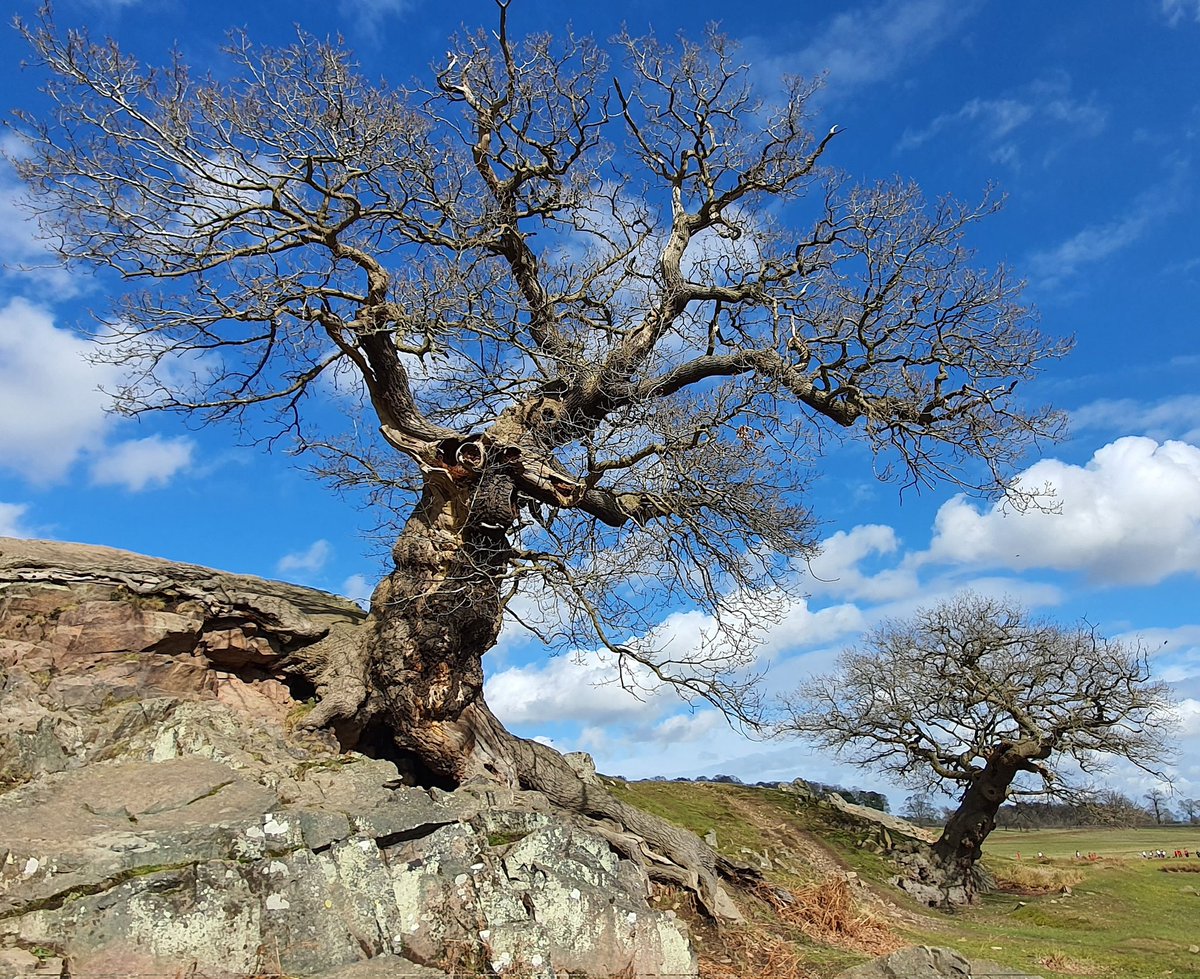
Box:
[11,5,1066,916]
[779,593,1175,902]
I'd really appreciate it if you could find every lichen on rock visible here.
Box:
[0,538,697,979]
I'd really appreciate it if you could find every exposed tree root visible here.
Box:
[292,617,751,921]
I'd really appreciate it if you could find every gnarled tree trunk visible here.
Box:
[301,459,745,921]
[928,761,1017,898]
[367,467,516,782]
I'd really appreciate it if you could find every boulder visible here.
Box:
[836,945,1043,978]
[0,539,696,979]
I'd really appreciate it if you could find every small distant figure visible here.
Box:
[1015,852,1021,861]
[1036,851,1044,859]
[1075,850,1082,859]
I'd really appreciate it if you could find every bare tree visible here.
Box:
[901,793,940,827]
[1144,787,1171,825]
[1179,798,1200,825]
[1081,789,1155,828]
[9,5,1068,916]
[779,593,1175,902]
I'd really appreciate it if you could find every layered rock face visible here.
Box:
[0,538,695,979]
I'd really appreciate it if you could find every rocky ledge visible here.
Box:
[0,538,694,979]
[0,538,1040,979]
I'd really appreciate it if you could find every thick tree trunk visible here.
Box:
[365,469,515,781]
[306,464,745,920]
[928,760,1018,899]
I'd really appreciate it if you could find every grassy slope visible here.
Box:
[609,779,1200,979]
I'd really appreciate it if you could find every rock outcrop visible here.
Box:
[835,945,1044,978]
[0,538,696,979]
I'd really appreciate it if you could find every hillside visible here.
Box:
[2,537,1194,979]
[610,779,1200,979]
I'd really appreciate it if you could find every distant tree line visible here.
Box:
[901,788,1198,830]
[644,774,1200,830]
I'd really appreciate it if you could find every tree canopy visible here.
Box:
[10,7,1068,716]
[779,591,1176,898]
[9,3,1074,918]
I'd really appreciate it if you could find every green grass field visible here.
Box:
[959,827,1200,978]
[986,825,1200,860]
[613,781,1200,978]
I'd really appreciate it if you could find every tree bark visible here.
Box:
[365,468,515,780]
[929,759,1019,898]
[307,463,746,921]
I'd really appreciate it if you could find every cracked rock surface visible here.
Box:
[0,538,696,979]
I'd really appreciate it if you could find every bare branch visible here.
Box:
[9,9,1069,727]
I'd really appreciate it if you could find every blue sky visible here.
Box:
[1,0,1198,810]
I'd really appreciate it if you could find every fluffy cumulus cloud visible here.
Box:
[487,654,672,728]
[0,300,198,491]
[277,539,333,577]
[801,525,917,603]
[89,435,194,491]
[0,502,33,538]
[925,437,1200,585]
[0,299,122,483]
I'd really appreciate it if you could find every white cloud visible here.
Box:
[277,539,332,576]
[801,524,917,603]
[646,711,727,745]
[900,97,1034,150]
[571,709,751,780]
[1071,394,1200,444]
[341,573,374,608]
[337,0,415,34]
[0,299,122,483]
[925,437,1200,585]
[1026,165,1189,290]
[89,434,194,491]
[0,140,80,298]
[779,0,981,100]
[1029,211,1157,287]
[1163,0,1200,26]
[897,76,1106,164]
[1178,698,1200,737]
[1163,698,1200,797]
[0,502,33,538]
[487,654,671,728]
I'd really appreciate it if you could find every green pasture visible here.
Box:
[985,825,1200,860]
[615,781,1200,978]
[929,827,1200,978]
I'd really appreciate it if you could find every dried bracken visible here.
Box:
[754,877,905,956]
